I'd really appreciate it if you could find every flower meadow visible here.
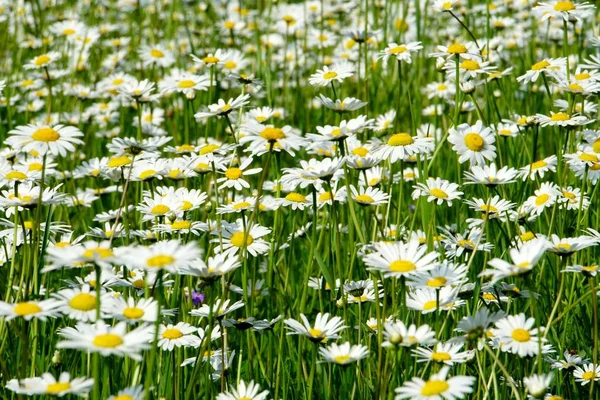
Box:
[3,0,600,399]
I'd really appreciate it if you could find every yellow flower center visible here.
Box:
[430,188,448,199]
[123,307,144,319]
[480,204,498,213]
[233,201,252,210]
[225,168,243,179]
[568,83,584,92]
[150,49,164,58]
[108,156,132,168]
[556,243,571,251]
[460,60,480,70]
[389,45,407,54]
[447,43,467,54]
[431,352,451,362]
[34,54,51,66]
[5,171,27,180]
[531,160,547,169]
[464,133,484,151]
[579,153,598,162]
[550,112,570,121]
[389,260,416,273]
[535,194,550,206]
[32,127,60,142]
[203,56,219,64]
[177,80,196,88]
[421,380,449,395]
[427,276,447,288]
[69,293,96,311]
[355,194,376,204]
[113,395,134,400]
[334,355,351,363]
[511,328,531,342]
[151,204,170,215]
[323,71,338,79]
[14,302,42,316]
[172,220,192,230]
[180,200,193,210]
[308,328,322,337]
[177,144,196,152]
[93,333,123,348]
[520,231,535,241]
[352,147,369,157]
[319,192,332,202]
[285,192,307,202]
[231,232,254,247]
[583,371,597,380]
[260,127,286,141]
[224,61,237,70]
[139,170,156,180]
[554,1,575,12]
[46,382,71,393]
[531,60,550,71]
[28,162,43,171]
[388,133,414,146]
[162,328,183,339]
[146,254,175,268]
[563,191,576,200]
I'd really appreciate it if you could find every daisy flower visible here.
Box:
[524,182,561,215]
[536,112,591,128]
[195,94,250,120]
[6,372,93,397]
[429,41,480,60]
[523,373,553,398]
[108,386,144,400]
[319,342,369,364]
[216,380,269,400]
[218,158,262,191]
[517,58,567,83]
[350,185,390,206]
[189,298,245,320]
[374,132,434,162]
[382,320,437,348]
[53,284,112,322]
[316,95,367,113]
[284,312,346,343]
[179,253,241,281]
[480,239,549,284]
[412,177,463,206]
[0,298,61,321]
[108,296,159,324]
[378,41,423,64]
[240,122,302,156]
[158,322,200,351]
[57,320,154,360]
[308,64,354,86]
[123,240,200,273]
[138,44,174,68]
[24,51,62,69]
[394,366,475,400]
[406,287,463,314]
[362,240,439,279]
[533,1,595,22]
[519,155,557,180]
[191,49,232,67]
[409,260,467,289]
[214,220,271,257]
[7,124,84,157]
[448,120,496,165]
[310,115,373,142]
[492,313,545,357]
[463,163,518,186]
[412,342,472,366]
[573,363,600,386]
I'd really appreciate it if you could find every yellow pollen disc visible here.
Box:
[568,83,584,92]
[260,127,286,141]
[355,194,375,204]
[431,352,451,362]
[421,380,449,396]
[323,71,338,79]
[28,162,43,171]
[69,293,96,311]
[233,201,251,210]
[203,56,219,64]
[531,60,550,71]
[177,80,196,88]
[583,265,598,272]
[389,260,416,273]
[318,192,332,202]
[139,170,156,180]
[531,160,547,169]
[554,1,575,11]
[224,60,237,69]
[388,133,414,146]
[123,307,144,319]
[563,191,576,200]
[579,153,598,162]
[255,116,267,122]
[199,143,220,154]
[308,328,322,337]
[556,243,571,251]
[180,200,193,210]
[427,276,447,288]
[93,333,123,348]
[32,127,60,142]
[231,232,254,247]
[5,171,27,180]
[430,188,448,199]
[108,156,131,168]
[535,194,550,206]
[389,45,407,54]
[575,72,591,80]
[447,43,467,54]
[132,279,145,289]
[442,1,452,9]
[151,204,170,215]
[171,220,191,230]
[482,293,496,301]
[168,169,182,179]
[283,15,295,23]
[224,21,236,29]
[46,382,71,393]
[113,395,134,400]
[583,371,597,380]
[368,178,381,186]
[352,147,369,157]
[480,204,498,213]
[150,49,164,58]
[34,54,51,66]
[464,133,484,151]
[334,355,351,363]
[460,60,480,70]
[146,254,175,268]
[551,112,570,121]
[162,328,183,339]
[423,300,438,310]
[225,168,243,179]
[14,302,42,316]
[436,84,447,91]
[285,192,307,202]
[83,247,113,259]
[520,231,535,241]
[220,104,232,112]
[511,328,531,342]
[516,261,530,269]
